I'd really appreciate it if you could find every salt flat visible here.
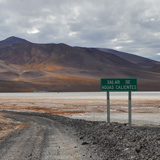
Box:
[0,92,159,126]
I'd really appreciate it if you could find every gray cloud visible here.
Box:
[0,0,160,60]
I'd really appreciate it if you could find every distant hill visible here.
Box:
[0,36,29,46]
[98,48,160,69]
[0,36,159,92]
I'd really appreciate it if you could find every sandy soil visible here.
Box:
[0,112,25,139]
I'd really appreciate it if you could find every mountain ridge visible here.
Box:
[0,36,30,46]
[0,36,159,91]
[98,48,160,65]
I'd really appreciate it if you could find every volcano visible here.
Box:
[0,36,159,92]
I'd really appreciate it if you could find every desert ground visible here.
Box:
[0,92,159,126]
[0,92,159,159]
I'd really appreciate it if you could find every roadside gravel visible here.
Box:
[1,111,160,160]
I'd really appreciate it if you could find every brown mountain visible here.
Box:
[0,36,160,92]
[98,48,160,68]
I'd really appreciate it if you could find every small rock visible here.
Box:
[93,142,97,145]
[81,142,89,145]
[135,147,141,153]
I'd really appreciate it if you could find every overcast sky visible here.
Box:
[0,0,160,61]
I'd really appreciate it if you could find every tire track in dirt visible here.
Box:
[0,112,88,160]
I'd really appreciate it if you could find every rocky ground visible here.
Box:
[1,111,159,160]
[73,121,160,160]
[42,113,160,160]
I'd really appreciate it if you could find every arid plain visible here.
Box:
[0,92,159,126]
[0,92,159,159]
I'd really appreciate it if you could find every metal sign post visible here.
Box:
[107,91,110,124]
[128,91,132,127]
[101,78,137,127]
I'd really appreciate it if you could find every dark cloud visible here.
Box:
[0,0,160,60]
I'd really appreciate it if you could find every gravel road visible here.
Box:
[0,111,159,160]
[0,112,91,160]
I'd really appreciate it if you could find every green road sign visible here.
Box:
[101,78,137,91]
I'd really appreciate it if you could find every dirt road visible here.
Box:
[0,111,159,160]
[0,112,90,160]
